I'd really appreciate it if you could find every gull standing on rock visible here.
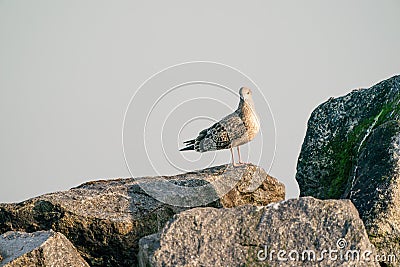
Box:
[180,87,260,166]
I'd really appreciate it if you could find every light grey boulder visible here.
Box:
[139,197,378,267]
[0,230,88,267]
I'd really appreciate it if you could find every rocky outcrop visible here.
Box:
[296,75,400,263]
[139,197,378,267]
[0,164,284,266]
[296,75,400,199]
[0,230,88,266]
[350,120,400,259]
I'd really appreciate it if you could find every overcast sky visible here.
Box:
[1,1,399,203]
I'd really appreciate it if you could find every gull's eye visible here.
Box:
[247,92,250,94]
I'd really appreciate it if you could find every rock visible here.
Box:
[296,75,400,265]
[139,197,378,267]
[350,120,400,260]
[0,230,88,267]
[138,233,160,267]
[214,164,285,207]
[0,163,284,267]
[296,75,400,199]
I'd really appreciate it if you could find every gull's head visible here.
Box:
[239,87,253,101]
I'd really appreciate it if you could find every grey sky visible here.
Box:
[1,1,399,203]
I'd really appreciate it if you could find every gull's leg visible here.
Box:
[230,147,238,167]
[237,146,244,164]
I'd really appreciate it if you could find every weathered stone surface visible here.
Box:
[0,230,88,267]
[138,233,160,267]
[214,164,285,207]
[0,163,284,267]
[350,120,400,260]
[139,197,378,267]
[296,75,400,265]
[296,75,400,199]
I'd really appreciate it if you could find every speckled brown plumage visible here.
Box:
[180,87,260,166]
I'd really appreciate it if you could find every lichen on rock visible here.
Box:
[350,120,400,260]
[296,75,400,265]
[297,75,400,199]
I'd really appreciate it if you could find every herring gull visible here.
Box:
[180,87,260,166]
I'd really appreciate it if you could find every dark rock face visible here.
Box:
[0,164,284,267]
[296,75,400,199]
[350,120,400,259]
[0,230,89,266]
[139,197,378,267]
[296,75,400,264]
